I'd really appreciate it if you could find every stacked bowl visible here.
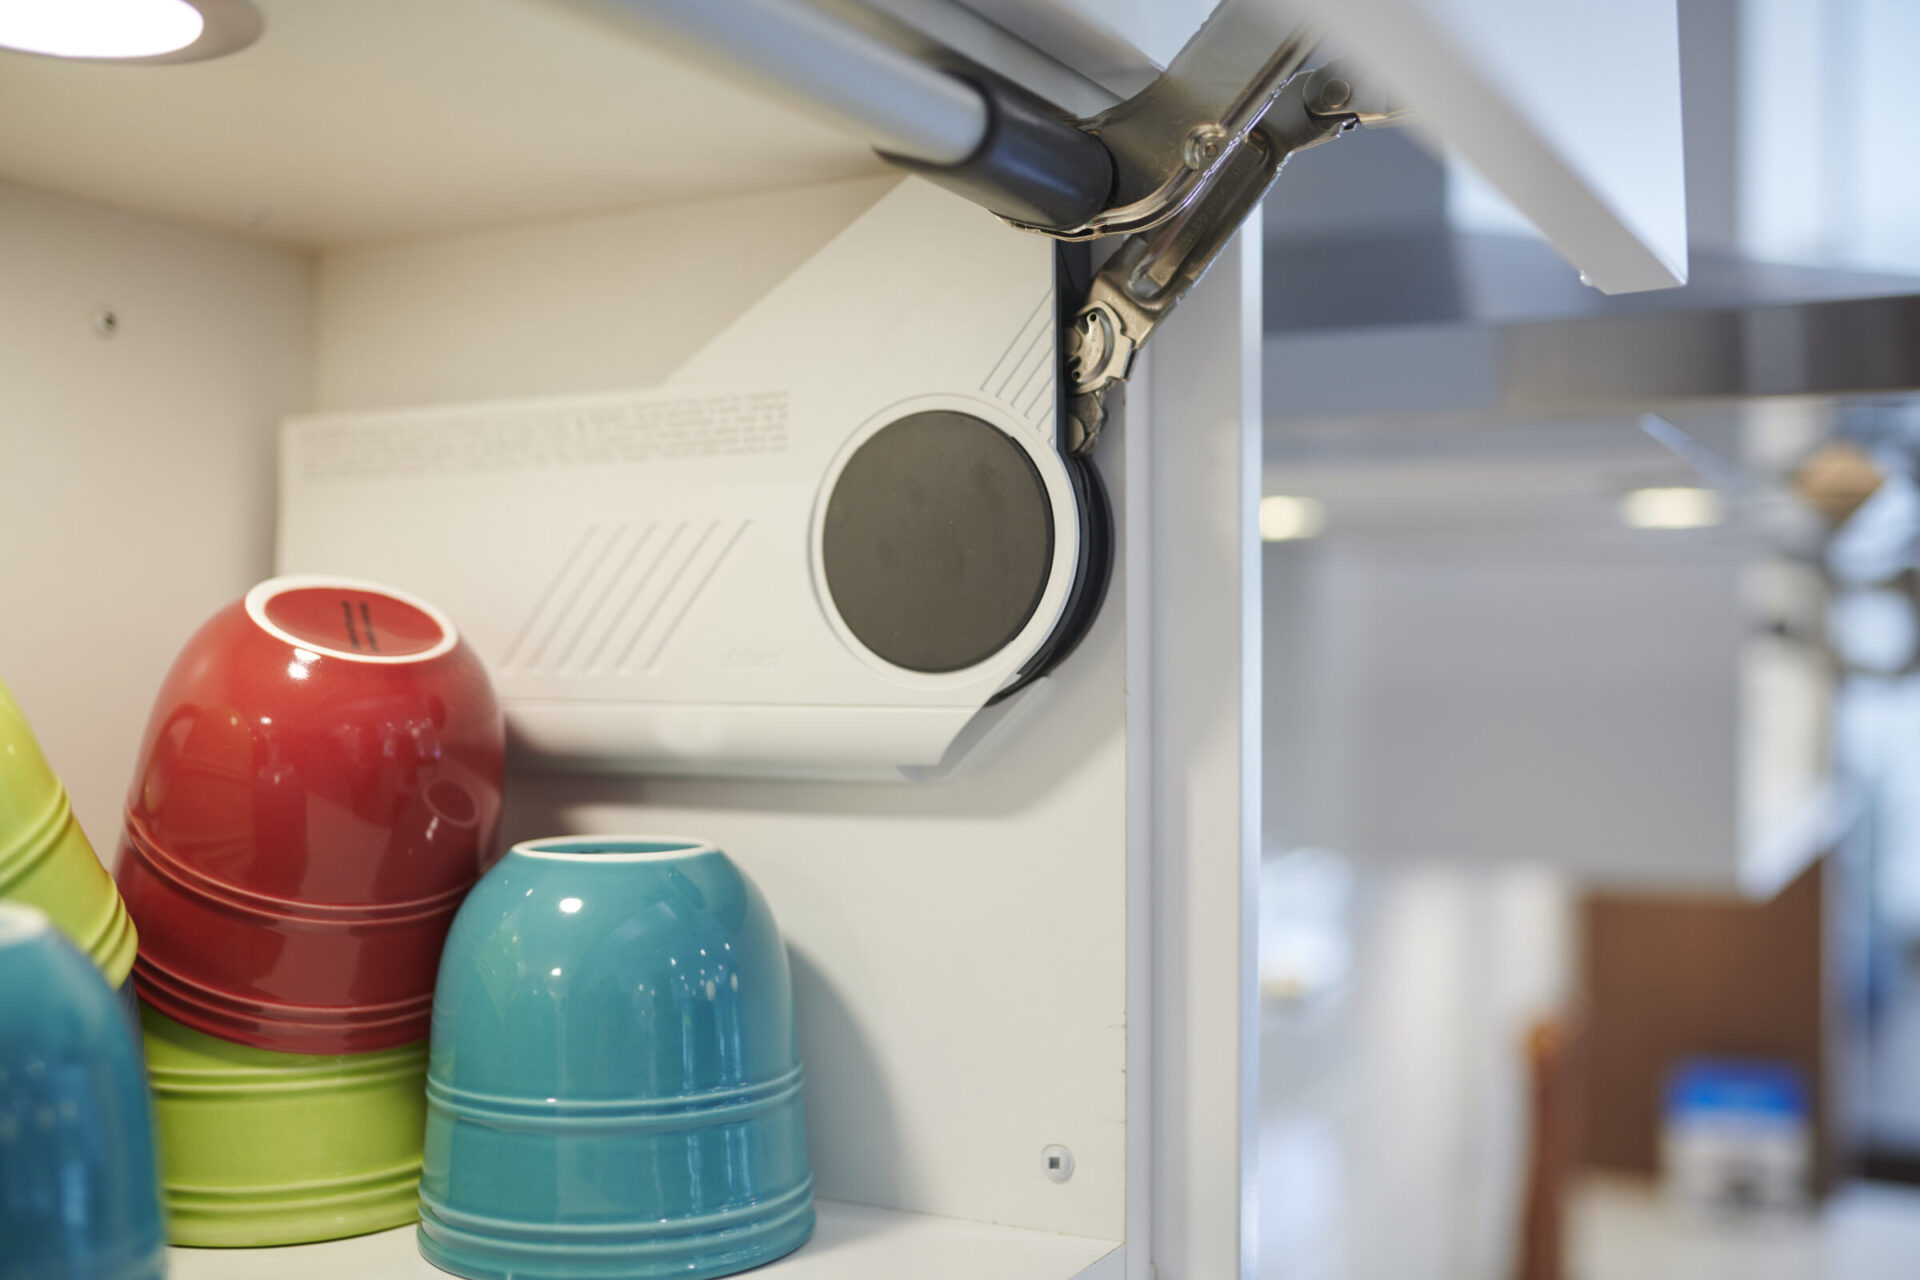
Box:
[114,575,504,1246]
[0,901,165,1280]
[140,1006,429,1246]
[0,676,138,992]
[419,836,815,1280]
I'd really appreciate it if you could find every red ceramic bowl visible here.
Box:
[115,576,503,1054]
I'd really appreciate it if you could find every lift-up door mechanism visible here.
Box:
[1022,21,1409,452]
[559,0,1406,451]
[882,0,1409,453]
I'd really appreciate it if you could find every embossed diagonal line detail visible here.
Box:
[641,519,751,673]
[980,290,1050,393]
[523,523,631,672]
[585,521,688,672]
[1005,318,1055,415]
[553,522,659,671]
[616,521,719,672]
[1022,359,1055,426]
[996,308,1052,404]
[501,523,598,669]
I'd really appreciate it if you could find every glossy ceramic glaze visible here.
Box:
[141,1002,427,1246]
[0,903,165,1280]
[0,677,138,985]
[115,575,504,1053]
[419,837,814,1280]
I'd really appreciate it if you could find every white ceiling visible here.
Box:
[0,0,889,247]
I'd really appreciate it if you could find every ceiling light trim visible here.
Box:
[0,0,261,64]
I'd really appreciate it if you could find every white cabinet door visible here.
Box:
[1282,0,1686,293]
[954,0,1688,294]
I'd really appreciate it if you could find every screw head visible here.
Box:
[1066,309,1114,386]
[89,306,118,338]
[1041,1144,1075,1183]
[1182,124,1229,169]
[1314,76,1354,113]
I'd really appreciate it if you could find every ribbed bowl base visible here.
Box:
[416,1195,814,1280]
[165,1168,420,1248]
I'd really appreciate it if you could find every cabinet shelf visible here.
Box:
[167,1199,1122,1280]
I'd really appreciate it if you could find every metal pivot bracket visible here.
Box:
[550,0,1402,453]
[1034,3,1407,454]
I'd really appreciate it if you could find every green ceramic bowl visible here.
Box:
[0,676,137,985]
[141,1003,427,1247]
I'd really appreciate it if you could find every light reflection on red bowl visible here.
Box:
[114,577,504,1054]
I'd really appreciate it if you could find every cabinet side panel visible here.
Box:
[0,181,312,853]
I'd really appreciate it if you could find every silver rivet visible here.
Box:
[90,306,118,338]
[1182,124,1229,169]
[1041,1144,1074,1183]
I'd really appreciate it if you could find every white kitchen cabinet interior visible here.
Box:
[0,2,1682,1277]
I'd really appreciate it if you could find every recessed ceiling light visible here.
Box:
[1620,486,1724,530]
[1261,495,1326,542]
[0,0,260,63]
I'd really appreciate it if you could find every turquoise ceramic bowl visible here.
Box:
[418,836,813,1280]
[0,903,165,1280]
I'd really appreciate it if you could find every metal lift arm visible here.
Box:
[549,0,1407,449]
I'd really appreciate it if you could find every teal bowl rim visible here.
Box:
[508,836,720,863]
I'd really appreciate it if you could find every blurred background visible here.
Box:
[1256,1,1920,1277]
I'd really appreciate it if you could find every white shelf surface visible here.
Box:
[167,1199,1122,1280]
